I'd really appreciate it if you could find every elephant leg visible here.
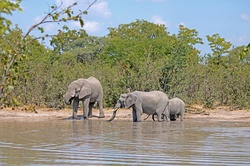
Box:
[161,114,165,120]
[88,102,100,118]
[88,102,94,117]
[180,113,184,121]
[163,108,170,122]
[72,98,79,119]
[82,99,90,119]
[136,109,142,122]
[97,100,105,118]
[152,114,156,121]
[156,106,166,122]
[156,111,163,122]
[132,108,137,122]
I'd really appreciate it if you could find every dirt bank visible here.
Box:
[1,105,250,122]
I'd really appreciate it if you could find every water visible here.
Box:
[0,119,250,165]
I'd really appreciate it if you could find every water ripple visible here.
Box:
[0,120,250,165]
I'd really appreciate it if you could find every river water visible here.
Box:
[0,118,250,165]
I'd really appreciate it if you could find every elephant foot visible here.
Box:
[72,112,78,119]
[88,115,99,118]
[87,115,105,118]
[83,116,89,120]
[98,115,105,118]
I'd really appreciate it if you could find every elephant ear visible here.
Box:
[120,93,128,99]
[131,94,138,103]
[128,93,137,104]
[76,79,91,99]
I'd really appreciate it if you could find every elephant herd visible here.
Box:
[63,76,185,122]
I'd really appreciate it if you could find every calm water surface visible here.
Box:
[0,118,250,165]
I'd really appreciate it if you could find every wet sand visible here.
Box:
[0,106,250,122]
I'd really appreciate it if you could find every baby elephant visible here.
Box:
[147,97,185,121]
[167,97,185,121]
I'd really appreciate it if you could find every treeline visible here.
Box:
[1,20,250,109]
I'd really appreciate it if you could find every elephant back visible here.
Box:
[86,77,103,98]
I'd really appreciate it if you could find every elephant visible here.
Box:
[63,76,105,119]
[144,97,185,121]
[167,97,185,121]
[144,113,177,121]
[107,93,128,122]
[109,91,170,122]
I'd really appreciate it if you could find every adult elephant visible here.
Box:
[148,97,185,121]
[63,76,105,119]
[109,91,170,122]
[107,94,128,122]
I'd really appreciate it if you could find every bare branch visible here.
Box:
[23,0,97,40]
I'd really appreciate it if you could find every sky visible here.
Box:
[8,0,250,54]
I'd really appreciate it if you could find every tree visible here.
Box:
[239,43,250,60]
[50,28,88,54]
[102,19,173,92]
[0,0,22,34]
[0,0,97,108]
[160,25,203,97]
[206,33,232,65]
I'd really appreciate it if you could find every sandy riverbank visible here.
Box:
[1,105,250,122]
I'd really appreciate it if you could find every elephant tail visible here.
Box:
[143,114,150,121]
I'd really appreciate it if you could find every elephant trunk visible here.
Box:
[64,94,73,105]
[107,108,119,122]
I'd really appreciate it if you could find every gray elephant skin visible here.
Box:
[145,97,185,121]
[107,93,128,122]
[64,76,105,119]
[167,97,185,121]
[109,91,170,122]
[114,93,128,109]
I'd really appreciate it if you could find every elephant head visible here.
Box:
[107,93,128,122]
[114,93,127,109]
[124,93,137,108]
[64,78,91,105]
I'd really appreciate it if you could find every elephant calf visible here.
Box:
[63,76,105,119]
[148,97,185,121]
[167,97,185,121]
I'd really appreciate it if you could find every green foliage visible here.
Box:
[239,43,250,60]
[1,14,250,109]
[101,20,173,93]
[0,0,97,107]
[0,26,25,106]
[0,0,22,34]
[50,28,88,54]
[206,33,232,65]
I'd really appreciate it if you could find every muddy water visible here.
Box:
[0,119,250,165]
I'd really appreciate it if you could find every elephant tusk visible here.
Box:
[107,108,119,122]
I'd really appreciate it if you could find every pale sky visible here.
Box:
[9,0,250,54]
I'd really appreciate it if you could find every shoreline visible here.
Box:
[0,106,250,122]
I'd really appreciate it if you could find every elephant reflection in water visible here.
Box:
[63,76,105,119]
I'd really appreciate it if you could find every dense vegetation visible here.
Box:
[1,1,250,110]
